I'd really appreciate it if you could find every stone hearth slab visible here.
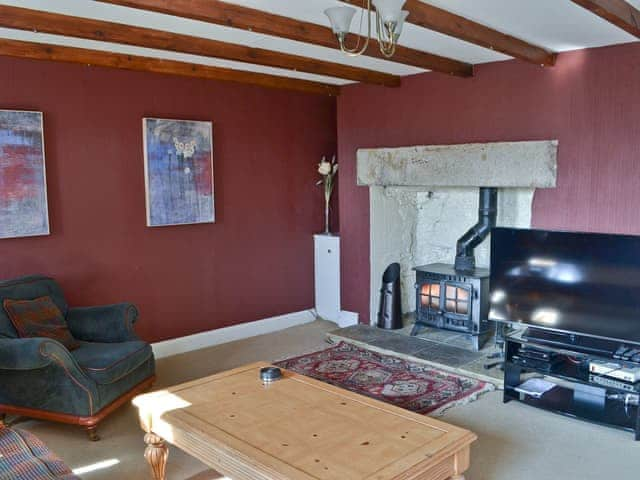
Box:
[331,324,388,343]
[411,340,481,367]
[369,334,434,355]
[327,325,503,385]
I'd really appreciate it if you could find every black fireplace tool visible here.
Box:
[377,263,403,330]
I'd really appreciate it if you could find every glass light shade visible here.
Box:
[372,0,406,23]
[395,10,409,37]
[324,6,356,34]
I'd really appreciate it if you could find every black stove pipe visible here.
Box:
[454,187,498,272]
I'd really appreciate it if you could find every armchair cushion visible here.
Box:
[0,276,68,339]
[66,304,139,343]
[71,340,153,385]
[3,296,79,351]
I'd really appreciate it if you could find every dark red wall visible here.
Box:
[338,42,640,322]
[0,57,336,342]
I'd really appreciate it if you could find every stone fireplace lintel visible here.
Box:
[357,140,558,188]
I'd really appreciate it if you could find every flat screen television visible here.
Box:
[489,227,640,347]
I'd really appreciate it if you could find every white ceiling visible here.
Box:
[0,0,637,85]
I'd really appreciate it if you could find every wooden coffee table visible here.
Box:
[133,362,477,480]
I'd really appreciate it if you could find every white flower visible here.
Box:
[318,161,332,176]
[183,141,196,158]
[332,163,338,174]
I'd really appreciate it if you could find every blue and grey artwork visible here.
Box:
[0,110,49,239]
[143,118,214,226]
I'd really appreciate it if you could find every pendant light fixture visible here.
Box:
[325,0,409,58]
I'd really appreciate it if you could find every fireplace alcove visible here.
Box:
[355,140,559,354]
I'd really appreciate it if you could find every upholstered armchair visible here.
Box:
[0,275,155,441]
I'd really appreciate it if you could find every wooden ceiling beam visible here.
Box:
[0,5,397,87]
[341,0,557,66]
[571,0,640,37]
[0,38,340,96]
[95,0,473,77]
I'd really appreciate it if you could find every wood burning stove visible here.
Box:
[413,263,491,350]
[411,187,498,350]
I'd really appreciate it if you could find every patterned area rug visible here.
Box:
[276,342,494,415]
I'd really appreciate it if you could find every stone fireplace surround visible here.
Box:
[357,140,559,325]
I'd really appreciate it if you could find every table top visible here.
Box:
[134,362,476,480]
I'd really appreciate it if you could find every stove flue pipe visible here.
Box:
[454,187,498,272]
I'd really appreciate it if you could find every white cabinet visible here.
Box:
[314,234,340,322]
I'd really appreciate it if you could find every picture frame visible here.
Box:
[142,117,215,227]
[0,109,50,239]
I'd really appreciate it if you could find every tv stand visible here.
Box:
[504,331,640,440]
[522,328,619,356]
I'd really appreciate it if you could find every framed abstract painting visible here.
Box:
[0,110,49,239]
[142,117,214,227]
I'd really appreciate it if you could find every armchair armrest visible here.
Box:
[66,303,140,343]
[0,337,80,371]
[0,337,99,417]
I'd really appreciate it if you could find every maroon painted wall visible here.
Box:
[338,42,640,323]
[0,57,336,342]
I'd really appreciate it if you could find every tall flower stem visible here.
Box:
[324,200,330,234]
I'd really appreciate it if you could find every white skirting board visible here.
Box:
[337,310,359,328]
[151,309,317,359]
[313,309,359,329]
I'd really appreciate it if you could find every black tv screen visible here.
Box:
[489,228,640,346]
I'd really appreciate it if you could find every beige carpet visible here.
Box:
[12,320,639,479]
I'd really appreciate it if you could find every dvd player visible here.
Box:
[511,354,562,373]
[517,345,558,362]
[589,360,640,383]
[589,374,640,393]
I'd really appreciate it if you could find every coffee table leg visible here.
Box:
[144,432,168,480]
[450,446,469,480]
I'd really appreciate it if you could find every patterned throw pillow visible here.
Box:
[3,296,80,351]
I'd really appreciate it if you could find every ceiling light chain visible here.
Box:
[325,0,408,59]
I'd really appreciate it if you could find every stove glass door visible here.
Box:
[419,282,441,311]
[443,282,472,319]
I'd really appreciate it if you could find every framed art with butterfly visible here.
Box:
[142,117,214,227]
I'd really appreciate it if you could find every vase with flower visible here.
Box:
[317,155,338,235]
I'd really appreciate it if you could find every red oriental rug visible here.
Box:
[276,341,494,415]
